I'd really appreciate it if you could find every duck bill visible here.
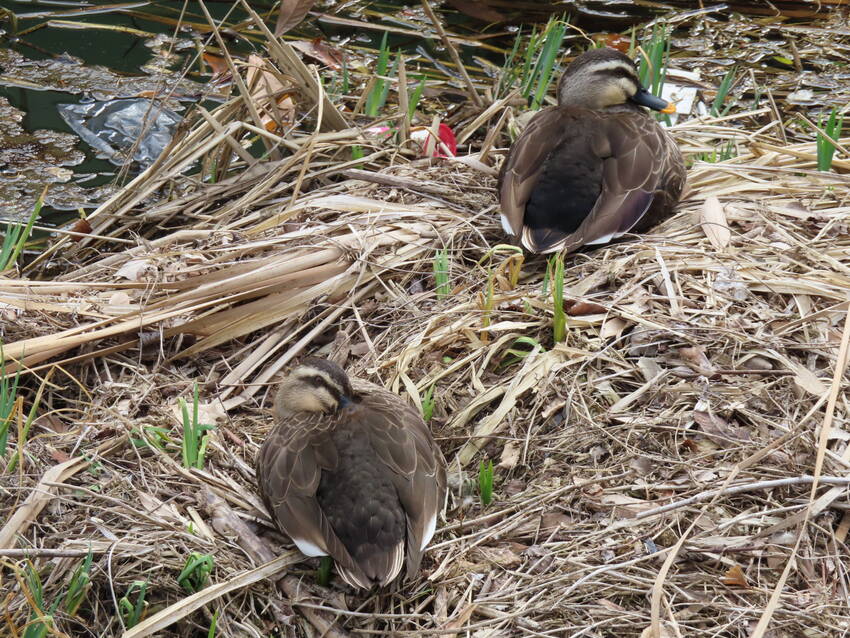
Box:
[631,88,676,114]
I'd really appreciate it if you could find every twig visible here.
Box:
[419,0,482,108]
[637,475,850,520]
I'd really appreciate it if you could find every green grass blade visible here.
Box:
[3,189,45,272]
[478,460,494,506]
[550,254,566,343]
[433,249,450,298]
[408,75,426,121]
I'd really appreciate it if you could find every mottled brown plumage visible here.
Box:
[256,358,447,589]
[499,48,686,254]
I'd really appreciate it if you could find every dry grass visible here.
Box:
[2,10,850,638]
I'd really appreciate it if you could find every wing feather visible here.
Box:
[352,379,447,581]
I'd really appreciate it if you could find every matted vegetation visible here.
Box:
[1,2,850,637]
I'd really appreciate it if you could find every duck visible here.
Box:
[256,358,447,589]
[498,47,686,254]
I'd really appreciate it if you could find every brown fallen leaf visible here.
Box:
[566,300,606,316]
[274,0,318,36]
[593,33,632,54]
[693,410,753,444]
[701,195,731,251]
[679,345,716,376]
[202,52,228,77]
[69,218,92,241]
[35,414,71,434]
[499,440,520,469]
[290,38,344,69]
[245,54,296,132]
[472,545,523,568]
[721,564,748,587]
[49,447,71,463]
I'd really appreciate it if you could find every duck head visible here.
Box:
[274,358,354,418]
[557,48,676,114]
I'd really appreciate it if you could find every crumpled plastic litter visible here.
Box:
[57,98,182,167]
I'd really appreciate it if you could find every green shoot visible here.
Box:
[1,190,44,272]
[816,108,845,172]
[433,249,451,298]
[695,139,737,164]
[63,547,93,615]
[478,460,494,506]
[118,580,149,629]
[407,75,426,121]
[529,17,567,109]
[316,556,333,587]
[208,609,219,638]
[637,23,670,98]
[179,383,215,469]
[365,33,399,117]
[421,384,436,422]
[496,32,523,99]
[178,552,214,593]
[549,254,567,343]
[19,550,92,638]
[22,561,53,638]
[500,336,544,368]
[130,424,172,451]
[0,343,22,457]
[710,66,737,117]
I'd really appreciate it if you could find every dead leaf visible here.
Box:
[472,545,522,568]
[499,441,520,469]
[202,52,228,77]
[274,0,318,36]
[245,54,296,133]
[290,38,344,69]
[35,414,70,434]
[108,291,132,307]
[565,300,606,316]
[679,345,716,376]
[48,447,71,463]
[693,410,752,444]
[69,218,92,241]
[701,195,731,250]
[115,259,155,282]
[600,317,628,340]
[721,564,748,587]
[593,33,632,54]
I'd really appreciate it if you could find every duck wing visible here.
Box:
[498,107,571,238]
[525,112,683,254]
[256,418,367,583]
[351,378,447,581]
[500,107,683,254]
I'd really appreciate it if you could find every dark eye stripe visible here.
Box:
[593,68,638,80]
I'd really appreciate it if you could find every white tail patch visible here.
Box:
[420,513,438,550]
[500,214,516,236]
[293,537,326,557]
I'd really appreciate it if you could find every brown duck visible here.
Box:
[499,48,686,254]
[256,358,447,589]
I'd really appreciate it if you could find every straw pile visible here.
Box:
[2,24,850,638]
